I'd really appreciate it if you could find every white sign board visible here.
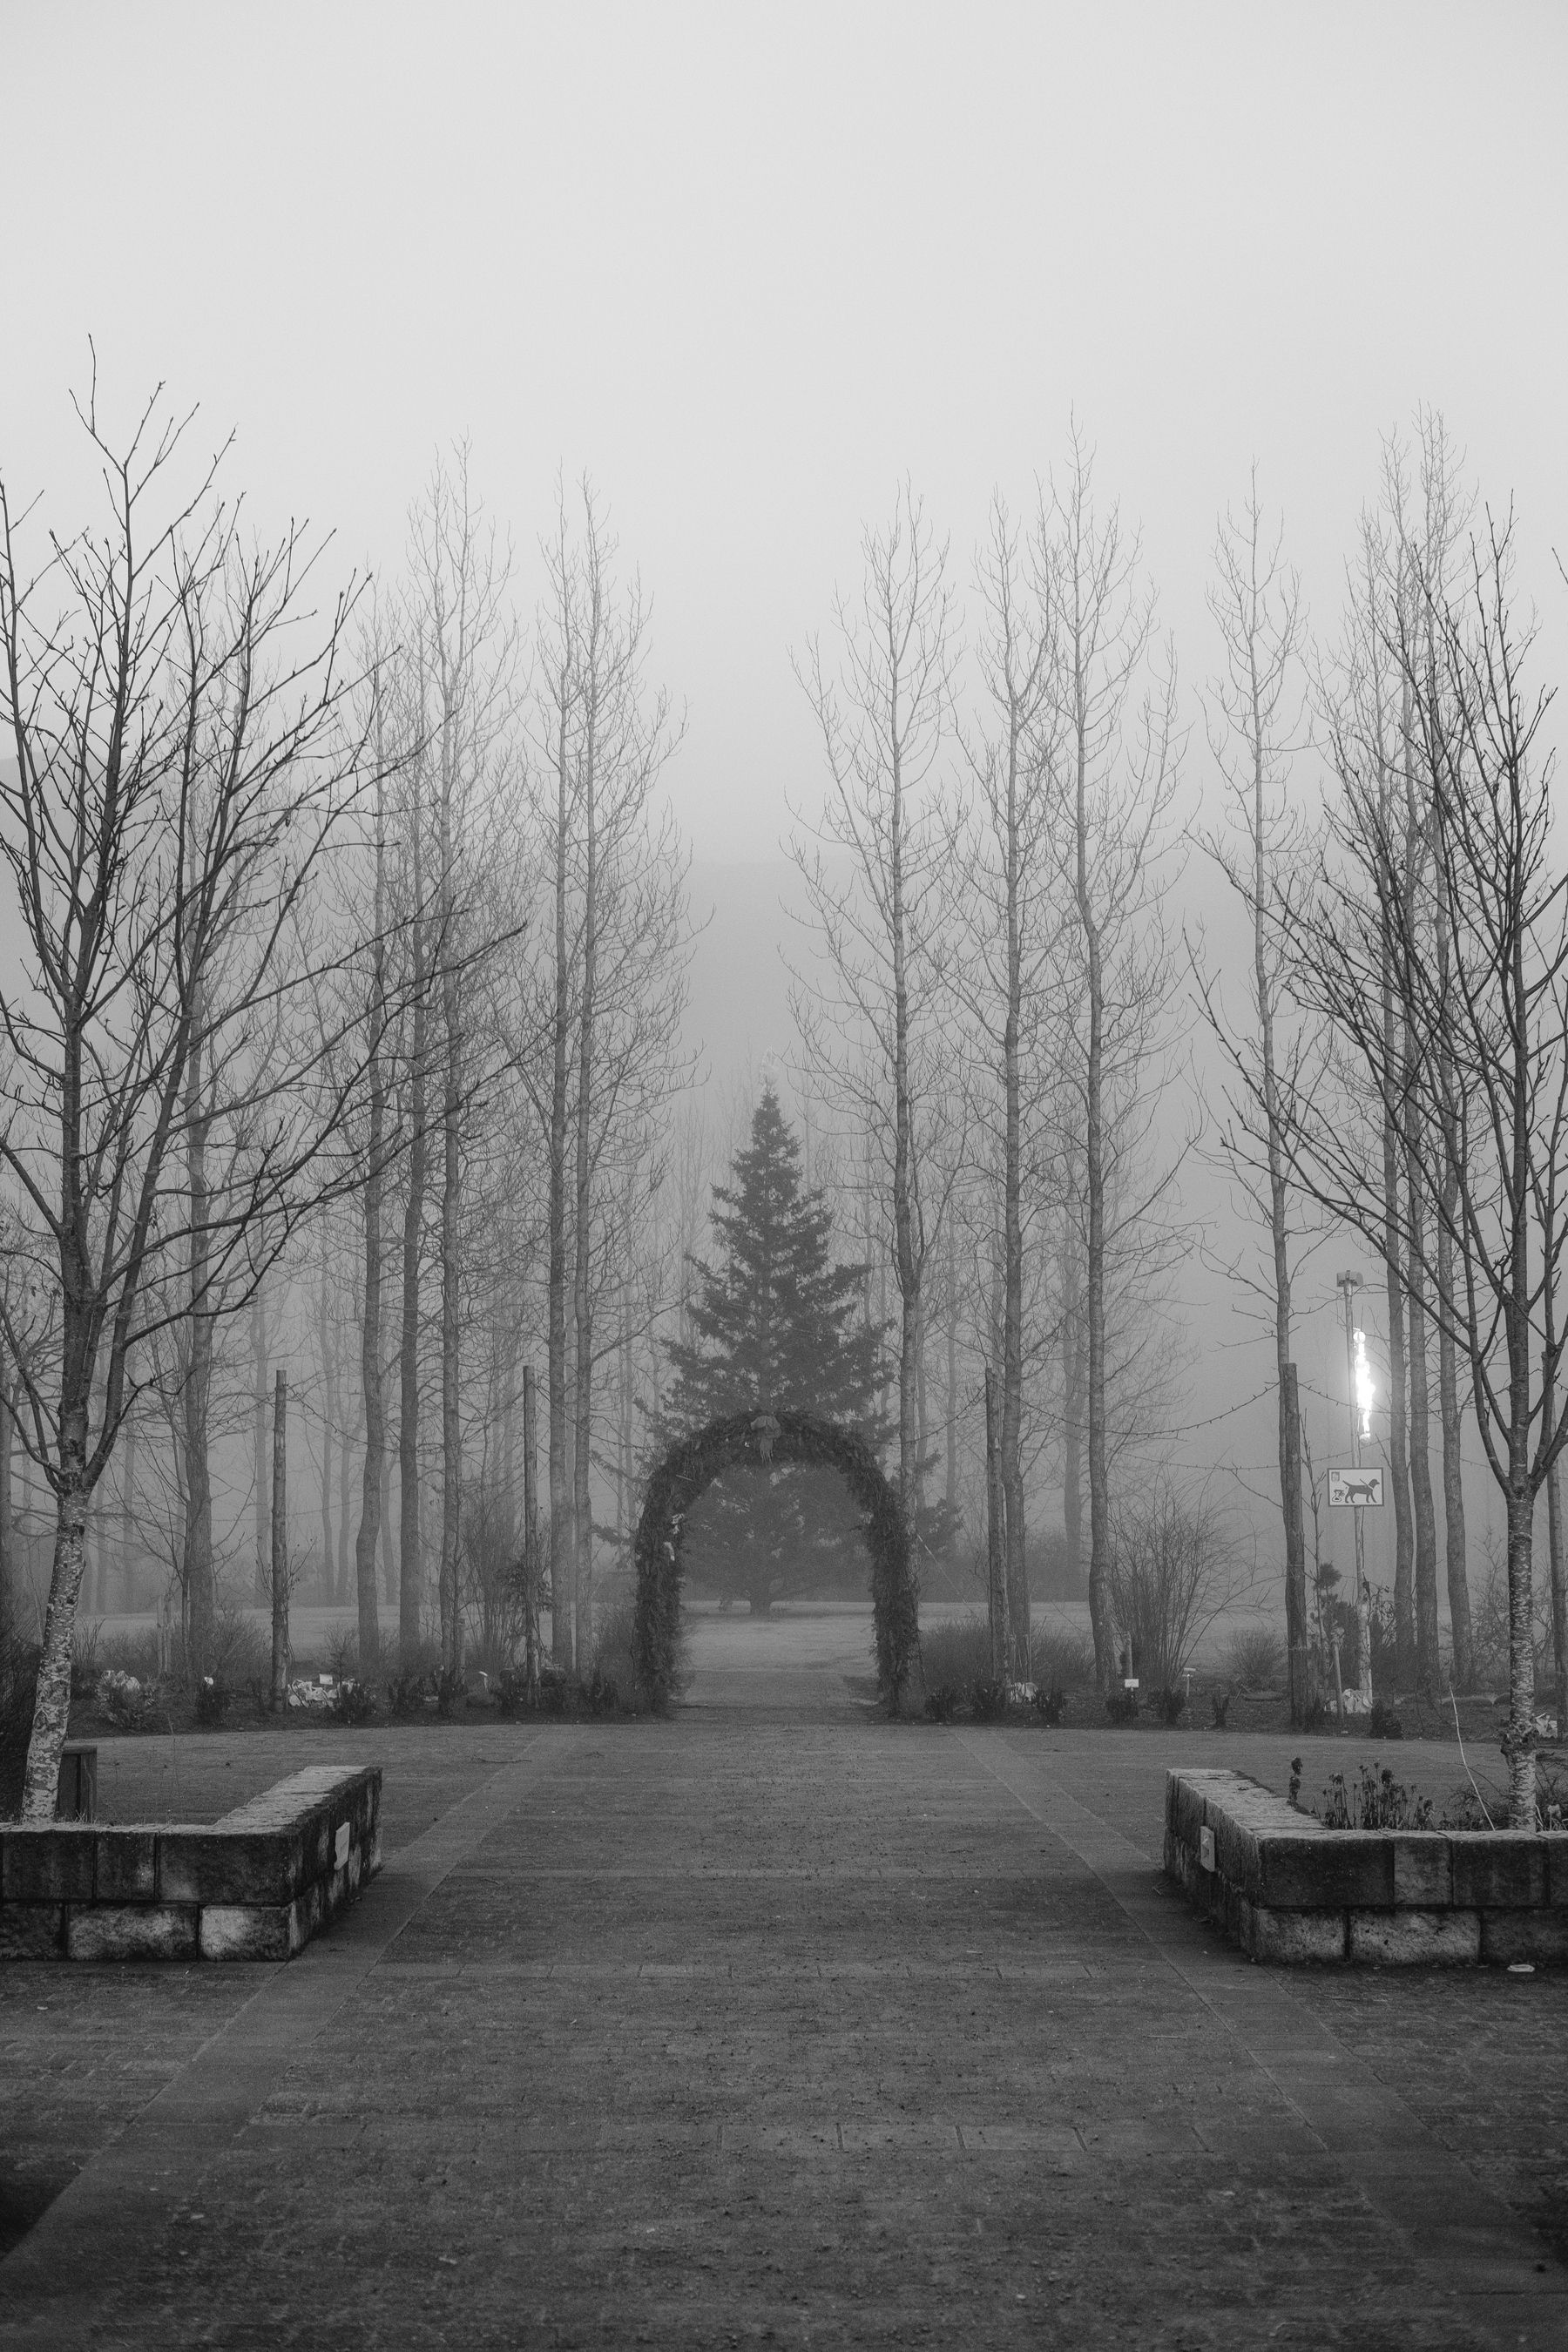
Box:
[1328,1467,1384,1508]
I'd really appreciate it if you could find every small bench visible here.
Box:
[1,1763,381,1962]
[1166,1767,1568,1966]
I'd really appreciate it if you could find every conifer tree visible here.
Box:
[667,1085,884,1607]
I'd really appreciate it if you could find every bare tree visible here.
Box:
[1273,507,1563,1824]
[519,480,686,1668]
[402,445,518,1674]
[956,490,1064,1676]
[0,375,374,1815]
[1049,429,1183,1687]
[792,483,959,1530]
[1196,470,1316,1724]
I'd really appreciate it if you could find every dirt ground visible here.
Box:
[3,1605,1565,2349]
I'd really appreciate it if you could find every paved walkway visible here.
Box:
[3,1617,1566,2349]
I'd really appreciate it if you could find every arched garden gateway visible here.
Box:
[632,1408,918,1709]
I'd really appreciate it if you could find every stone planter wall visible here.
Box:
[1166,1767,1568,1966]
[0,1763,381,1962]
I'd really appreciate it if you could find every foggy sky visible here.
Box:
[5,2,1566,864]
[6,1,1568,1583]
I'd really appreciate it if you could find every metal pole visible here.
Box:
[1337,1270,1373,1709]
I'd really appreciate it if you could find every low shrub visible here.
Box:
[1222,1623,1285,1693]
[194,1675,232,1727]
[1105,1688,1139,1726]
[1031,1685,1066,1727]
[1154,1685,1186,1727]
[919,1612,994,1698]
[329,1678,378,1727]
[1314,1762,1432,1830]
[970,1677,1009,1723]
[386,1667,432,1720]
[924,1683,959,1724]
[1030,1619,1095,1692]
[70,1619,105,1700]
[98,1666,164,1730]
[1368,1699,1403,1740]
[1210,1690,1230,1729]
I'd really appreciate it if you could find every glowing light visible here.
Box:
[1354,1328,1375,1443]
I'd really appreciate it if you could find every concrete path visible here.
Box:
[3,1619,1566,2349]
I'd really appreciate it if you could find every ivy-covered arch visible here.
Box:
[632,1409,918,1710]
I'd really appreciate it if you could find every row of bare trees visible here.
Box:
[791,416,1567,1827]
[0,380,695,1817]
[789,439,1185,1697]
[6,375,1567,1830]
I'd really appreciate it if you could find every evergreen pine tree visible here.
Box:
[667,1085,886,1608]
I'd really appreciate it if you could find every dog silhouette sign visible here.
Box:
[1328,1467,1384,1508]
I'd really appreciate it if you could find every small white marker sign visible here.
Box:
[1328,1467,1384,1508]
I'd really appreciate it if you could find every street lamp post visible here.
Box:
[1336,1270,1375,1710]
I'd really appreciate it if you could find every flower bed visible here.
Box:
[1166,1766,1568,1966]
[0,1762,380,1962]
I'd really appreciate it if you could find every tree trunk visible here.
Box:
[1083,929,1111,1690]
[183,1002,216,1680]
[548,683,573,1674]
[944,1216,957,1523]
[1282,1364,1308,1720]
[1437,1213,1473,1689]
[270,1371,289,1709]
[318,1282,335,1611]
[984,1365,1005,1684]
[252,1290,270,1604]
[355,893,386,1662]
[1434,860,1474,1691]
[1062,1198,1084,1595]
[20,1432,90,1821]
[119,1392,135,1612]
[573,681,598,1673]
[1381,936,1415,1684]
[1402,739,1441,1700]
[889,740,923,1537]
[0,1366,12,1645]
[523,1362,540,1694]
[400,814,429,1651]
[1000,747,1029,1680]
[439,972,463,1673]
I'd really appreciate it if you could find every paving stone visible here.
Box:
[3,1690,1566,2349]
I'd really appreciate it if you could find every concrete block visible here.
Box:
[1210,1809,1260,1898]
[1479,1909,1568,1965]
[1545,1836,1568,1909]
[1450,1834,1546,1910]
[0,1903,64,1958]
[1391,1835,1452,1908]
[65,1903,199,1962]
[1348,1908,1481,1966]
[199,1903,301,1962]
[158,1828,307,1906]
[1242,1903,1347,1964]
[1168,1774,1205,1849]
[1259,1832,1392,1911]
[95,1830,157,1903]
[3,1826,97,1903]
